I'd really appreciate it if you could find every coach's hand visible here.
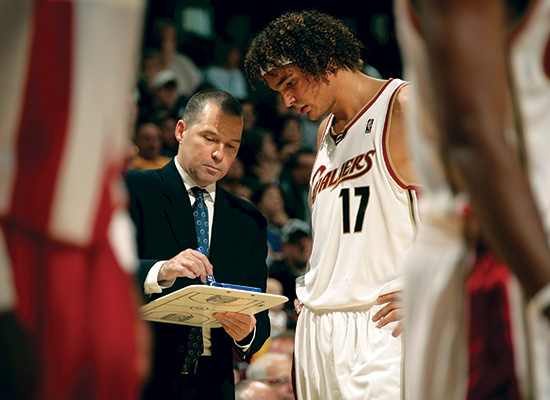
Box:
[213,312,256,341]
[373,291,404,337]
[158,248,213,284]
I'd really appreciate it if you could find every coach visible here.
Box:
[125,89,270,399]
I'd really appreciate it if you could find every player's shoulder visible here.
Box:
[393,80,412,116]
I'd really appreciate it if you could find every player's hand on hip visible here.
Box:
[213,312,256,341]
[158,248,213,283]
[373,291,405,338]
[294,298,304,317]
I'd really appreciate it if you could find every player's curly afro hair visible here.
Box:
[245,9,364,89]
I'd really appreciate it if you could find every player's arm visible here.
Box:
[370,85,417,338]
[415,0,550,307]
[387,84,419,186]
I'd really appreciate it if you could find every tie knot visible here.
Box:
[191,187,206,200]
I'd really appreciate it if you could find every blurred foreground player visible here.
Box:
[395,0,550,398]
[0,1,149,398]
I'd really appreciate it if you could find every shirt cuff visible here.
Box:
[144,261,175,295]
[233,326,256,352]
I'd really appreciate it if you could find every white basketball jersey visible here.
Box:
[505,2,550,398]
[296,79,420,310]
[510,0,550,237]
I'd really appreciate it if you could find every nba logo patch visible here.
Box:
[365,118,374,134]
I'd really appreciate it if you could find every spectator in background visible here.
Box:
[122,92,141,170]
[247,282,293,365]
[203,37,248,101]
[278,150,315,224]
[152,18,204,98]
[268,218,312,317]
[246,353,294,400]
[156,112,179,158]
[251,184,291,262]
[218,156,253,201]
[131,120,171,171]
[363,61,383,79]
[240,98,264,157]
[139,69,187,123]
[233,361,242,385]
[235,380,277,400]
[244,129,283,190]
[136,48,167,117]
[238,99,281,190]
[242,98,259,134]
[268,330,296,360]
[266,277,288,337]
[275,95,320,153]
[277,115,304,163]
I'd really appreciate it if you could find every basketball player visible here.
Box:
[394,0,550,398]
[246,10,420,399]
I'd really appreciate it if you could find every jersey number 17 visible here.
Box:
[339,186,370,234]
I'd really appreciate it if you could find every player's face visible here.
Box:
[264,64,331,121]
[176,103,242,187]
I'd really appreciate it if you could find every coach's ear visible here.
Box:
[175,119,186,143]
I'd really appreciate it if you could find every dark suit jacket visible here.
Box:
[125,160,270,400]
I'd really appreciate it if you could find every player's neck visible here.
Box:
[330,71,384,131]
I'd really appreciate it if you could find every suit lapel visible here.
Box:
[161,161,196,250]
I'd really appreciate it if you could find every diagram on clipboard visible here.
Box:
[140,284,288,328]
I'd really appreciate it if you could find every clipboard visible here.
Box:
[140,284,288,327]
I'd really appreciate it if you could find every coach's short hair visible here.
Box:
[182,89,243,127]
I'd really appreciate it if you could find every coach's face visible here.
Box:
[175,102,243,187]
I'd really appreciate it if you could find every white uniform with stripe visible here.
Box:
[0,1,145,398]
[294,78,419,400]
[512,1,550,397]
[395,0,550,399]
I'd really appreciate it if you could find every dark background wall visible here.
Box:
[142,0,403,79]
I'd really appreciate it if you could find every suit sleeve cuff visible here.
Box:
[144,261,174,295]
